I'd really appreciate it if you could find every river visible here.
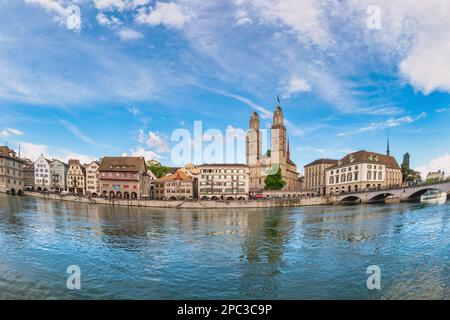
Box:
[0,193,448,299]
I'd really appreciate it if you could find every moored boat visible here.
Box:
[420,190,447,204]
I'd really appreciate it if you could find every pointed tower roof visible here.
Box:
[387,136,390,156]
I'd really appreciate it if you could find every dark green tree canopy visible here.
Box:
[264,166,286,190]
[401,152,422,183]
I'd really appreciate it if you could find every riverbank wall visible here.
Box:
[20,191,328,209]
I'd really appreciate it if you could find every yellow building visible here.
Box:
[304,159,338,196]
[66,159,86,195]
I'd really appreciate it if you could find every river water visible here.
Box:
[0,193,448,299]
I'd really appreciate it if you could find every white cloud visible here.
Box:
[416,153,450,178]
[117,28,144,40]
[58,119,113,149]
[24,0,70,20]
[126,106,140,115]
[355,0,450,94]
[234,9,253,26]
[436,107,450,113]
[0,128,24,138]
[135,2,191,29]
[338,112,427,136]
[281,75,311,98]
[123,147,162,160]
[94,0,127,10]
[94,0,150,11]
[96,12,122,27]
[18,141,96,164]
[235,0,331,46]
[138,130,170,153]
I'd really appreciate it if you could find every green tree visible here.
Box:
[401,153,411,182]
[264,167,286,190]
[401,152,422,183]
[147,160,170,179]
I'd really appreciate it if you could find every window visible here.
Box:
[367,171,372,180]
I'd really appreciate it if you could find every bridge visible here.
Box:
[329,181,450,204]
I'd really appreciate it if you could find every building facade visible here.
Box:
[426,170,446,182]
[66,159,86,195]
[22,159,35,190]
[50,159,68,191]
[325,150,402,195]
[198,164,250,200]
[0,146,25,194]
[246,104,300,192]
[304,159,338,196]
[151,170,194,200]
[34,154,51,191]
[98,157,148,199]
[85,161,100,196]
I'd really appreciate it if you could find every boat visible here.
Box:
[385,195,400,204]
[420,190,447,204]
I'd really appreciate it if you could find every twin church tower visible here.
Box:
[246,102,300,192]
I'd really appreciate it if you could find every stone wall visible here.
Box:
[21,191,328,209]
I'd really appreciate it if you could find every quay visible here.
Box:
[5,181,448,209]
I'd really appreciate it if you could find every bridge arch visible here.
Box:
[339,195,361,204]
[368,192,395,203]
[408,187,443,199]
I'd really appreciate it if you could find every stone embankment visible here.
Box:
[22,191,328,209]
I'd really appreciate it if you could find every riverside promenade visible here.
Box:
[22,191,327,209]
[12,180,449,209]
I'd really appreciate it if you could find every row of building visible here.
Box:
[0,145,251,200]
[2,103,444,200]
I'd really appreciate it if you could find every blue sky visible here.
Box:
[1,0,450,176]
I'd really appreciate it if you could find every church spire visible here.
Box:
[386,135,390,156]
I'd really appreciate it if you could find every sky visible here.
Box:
[1,0,450,177]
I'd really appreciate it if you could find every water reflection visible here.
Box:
[0,193,448,299]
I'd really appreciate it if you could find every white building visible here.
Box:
[198,164,250,200]
[426,170,446,182]
[85,161,100,196]
[34,154,52,191]
[325,150,402,195]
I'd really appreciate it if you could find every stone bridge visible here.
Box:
[329,181,450,204]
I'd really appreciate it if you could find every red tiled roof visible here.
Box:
[98,157,145,173]
[155,170,192,182]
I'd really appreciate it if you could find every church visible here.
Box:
[246,103,300,192]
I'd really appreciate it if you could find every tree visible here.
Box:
[401,152,422,183]
[264,166,286,190]
[147,160,170,179]
[401,153,410,182]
